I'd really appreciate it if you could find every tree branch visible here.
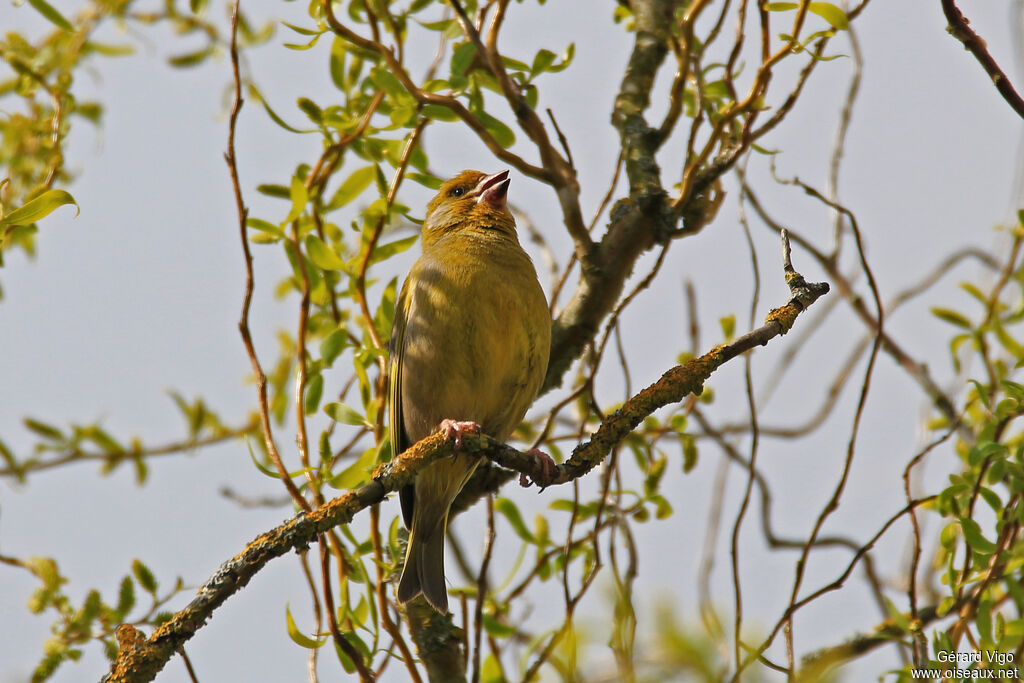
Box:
[795,603,946,681]
[102,232,827,682]
[0,419,258,479]
[542,0,685,393]
[940,0,1024,120]
[226,0,310,514]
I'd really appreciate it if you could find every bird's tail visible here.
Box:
[397,511,448,613]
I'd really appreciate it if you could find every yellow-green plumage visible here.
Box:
[390,170,551,613]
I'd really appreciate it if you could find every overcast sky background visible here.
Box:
[2,0,1023,681]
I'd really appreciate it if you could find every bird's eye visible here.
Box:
[449,187,466,197]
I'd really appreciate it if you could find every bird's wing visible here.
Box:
[389,276,415,529]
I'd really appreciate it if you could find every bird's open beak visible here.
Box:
[475,170,510,208]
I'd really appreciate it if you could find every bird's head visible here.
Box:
[422,170,517,246]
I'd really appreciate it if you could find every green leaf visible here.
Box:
[421,104,460,122]
[27,0,73,31]
[305,235,348,271]
[977,599,994,643]
[495,498,536,543]
[481,614,516,637]
[993,320,1024,361]
[0,439,22,482]
[650,493,673,519]
[451,41,477,78]
[304,374,324,415]
[329,40,348,93]
[549,499,600,520]
[253,87,315,134]
[809,2,848,29]
[510,60,538,79]
[132,452,149,484]
[343,630,370,662]
[388,104,417,128]
[406,172,443,191]
[978,487,1002,514]
[368,235,419,266]
[84,426,122,453]
[524,84,539,109]
[0,190,78,228]
[285,604,327,649]
[167,47,216,68]
[704,80,730,101]
[681,433,697,473]
[968,441,1007,468]
[374,277,399,340]
[281,21,322,36]
[1003,380,1024,403]
[327,447,378,490]
[325,402,368,427]
[552,43,575,72]
[286,176,308,223]
[766,1,848,30]
[931,307,972,329]
[320,328,349,365]
[246,217,286,242]
[108,581,132,626]
[959,517,997,554]
[481,654,504,683]
[719,314,736,340]
[529,44,574,77]
[1006,615,1024,643]
[420,13,461,33]
[940,522,959,549]
[533,514,549,547]
[883,597,910,631]
[477,111,515,147]
[297,98,323,125]
[960,281,987,304]
[371,67,413,104]
[969,379,991,407]
[132,559,157,594]
[23,418,64,441]
[530,49,557,78]
[334,641,355,674]
[332,631,370,673]
[246,438,284,479]
[328,166,376,210]
[936,596,956,619]
[256,183,291,199]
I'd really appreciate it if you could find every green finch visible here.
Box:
[390,169,552,613]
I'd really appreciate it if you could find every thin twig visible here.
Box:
[0,420,258,478]
[730,183,763,672]
[225,0,309,513]
[941,0,1024,119]
[471,497,496,683]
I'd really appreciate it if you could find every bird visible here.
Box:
[389,169,552,613]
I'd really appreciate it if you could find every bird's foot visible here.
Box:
[438,419,480,449]
[519,449,558,489]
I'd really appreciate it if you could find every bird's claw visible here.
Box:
[438,419,480,449]
[519,448,557,490]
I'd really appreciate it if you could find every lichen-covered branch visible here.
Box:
[102,232,827,683]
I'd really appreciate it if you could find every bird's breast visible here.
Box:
[398,241,550,443]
